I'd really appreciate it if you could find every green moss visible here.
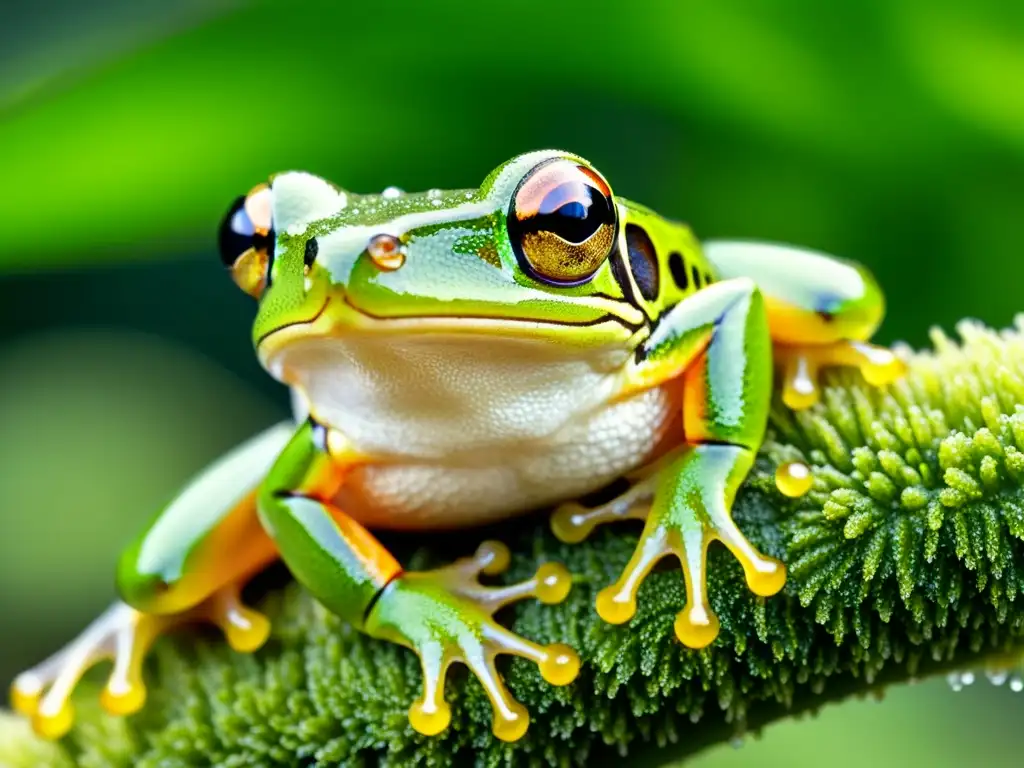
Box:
[9,319,1024,766]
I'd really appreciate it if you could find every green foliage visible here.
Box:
[8,319,1024,766]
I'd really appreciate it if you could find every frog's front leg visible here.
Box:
[553,278,784,647]
[259,420,578,742]
[10,422,293,738]
[704,240,905,409]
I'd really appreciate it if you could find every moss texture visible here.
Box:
[7,319,1024,767]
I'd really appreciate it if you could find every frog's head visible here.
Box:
[218,151,678,382]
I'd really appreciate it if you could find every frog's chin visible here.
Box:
[266,327,638,457]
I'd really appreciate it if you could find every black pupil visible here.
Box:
[524,182,613,243]
[217,195,274,267]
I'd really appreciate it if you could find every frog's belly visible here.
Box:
[334,384,681,529]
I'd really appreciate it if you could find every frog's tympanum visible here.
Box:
[11,151,904,742]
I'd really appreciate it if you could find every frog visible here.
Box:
[10,150,904,743]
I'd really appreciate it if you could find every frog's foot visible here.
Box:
[365,541,579,742]
[10,586,269,739]
[775,340,906,410]
[553,444,786,649]
[551,476,656,544]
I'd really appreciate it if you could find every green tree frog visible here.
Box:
[10,150,904,743]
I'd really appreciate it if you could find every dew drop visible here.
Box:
[986,670,1009,686]
[366,234,405,271]
[775,461,813,498]
[382,186,404,199]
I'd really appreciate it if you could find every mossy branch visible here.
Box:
[7,319,1024,767]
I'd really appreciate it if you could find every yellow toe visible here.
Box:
[746,558,787,597]
[32,703,74,740]
[596,586,636,625]
[100,680,147,716]
[478,541,511,575]
[550,506,590,544]
[674,606,720,649]
[408,698,451,736]
[10,676,42,717]
[539,643,580,686]
[492,701,529,742]
[535,563,572,604]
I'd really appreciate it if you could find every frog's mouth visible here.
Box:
[256,293,645,375]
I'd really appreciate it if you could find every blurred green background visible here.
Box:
[2,1,1023,765]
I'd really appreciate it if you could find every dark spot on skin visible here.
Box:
[668,251,689,290]
[625,224,660,301]
[704,271,714,286]
[610,244,638,305]
[477,242,501,267]
[304,237,319,268]
[691,263,702,289]
[816,310,835,323]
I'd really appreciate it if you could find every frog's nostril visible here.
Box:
[367,234,405,271]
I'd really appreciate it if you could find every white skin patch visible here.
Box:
[271,172,348,237]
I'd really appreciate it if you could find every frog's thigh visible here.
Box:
[703,240,904,409]
[558,279,784,648]
[118,422,292,616]
[13,422,292,738]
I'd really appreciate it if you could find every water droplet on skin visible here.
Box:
[730,736,745,749]
[775,461,813,497]
[431,198,443,206]
[427,188,442,199]
[367,234,405,271]
[382,186,404,199]
[1011,676,1024,693]
[464,191,474,199]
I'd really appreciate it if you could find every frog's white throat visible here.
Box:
[276,333,625,461]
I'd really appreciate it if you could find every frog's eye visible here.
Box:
[508,159,617,285]
[218,184,275,298]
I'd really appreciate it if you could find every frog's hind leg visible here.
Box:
[10,422,292,739]
[259,421,579,742]
[703,240,906,409]
[553,278,785,648]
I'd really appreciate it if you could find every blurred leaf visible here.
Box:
[1,0,1021,271]
[0,0,242,111]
